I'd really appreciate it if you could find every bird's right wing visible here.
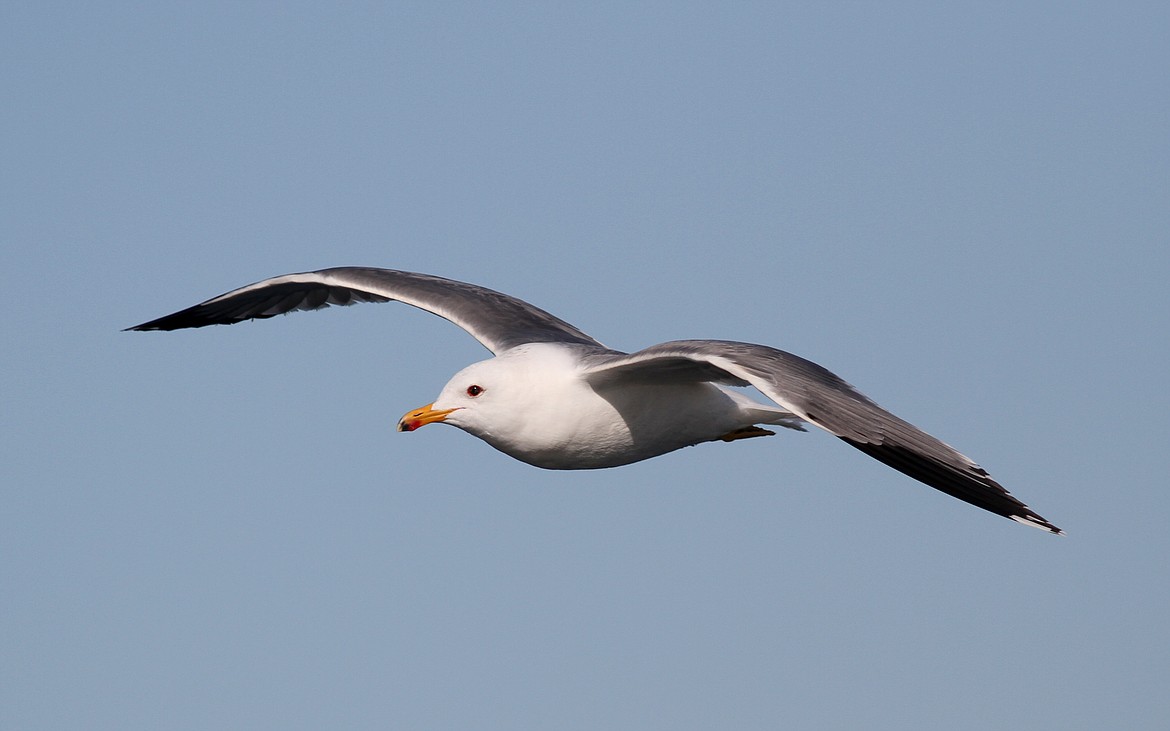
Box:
[126,267,605,355]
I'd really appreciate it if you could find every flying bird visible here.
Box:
[128,267,1061,533]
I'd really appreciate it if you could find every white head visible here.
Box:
[396,356,521,436]
[395,343,631,467]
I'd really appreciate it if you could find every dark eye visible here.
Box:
[466,384,484,397]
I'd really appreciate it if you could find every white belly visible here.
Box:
[483,381,755,470]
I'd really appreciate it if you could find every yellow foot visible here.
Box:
[718,426,776,442]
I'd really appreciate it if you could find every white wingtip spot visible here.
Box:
[1010,515,1065,535]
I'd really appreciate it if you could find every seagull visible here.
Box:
[128,266,1061,534]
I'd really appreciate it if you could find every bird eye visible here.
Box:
[466,384,484,397]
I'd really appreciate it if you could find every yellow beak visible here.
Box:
[397,403,457,432]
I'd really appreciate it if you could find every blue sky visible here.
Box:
[3,2,1168,729]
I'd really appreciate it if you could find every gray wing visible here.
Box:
[581,339,1061,534]
[126,267,604,354]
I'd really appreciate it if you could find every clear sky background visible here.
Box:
[3,3,1168,729]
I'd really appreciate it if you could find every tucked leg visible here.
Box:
[718,426,776,442]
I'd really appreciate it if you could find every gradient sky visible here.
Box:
[3,3,1168,729]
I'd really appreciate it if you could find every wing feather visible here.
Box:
[127,267,603,355]
[582,339,1061,533]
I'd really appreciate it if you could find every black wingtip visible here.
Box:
[123,305,268,332]
[123,317,187,332]
[124,312,184,332]
[842,439,1062,535]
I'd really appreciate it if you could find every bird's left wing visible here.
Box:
[580,339,1061,534]
[127,267,604,355]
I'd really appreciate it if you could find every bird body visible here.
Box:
[408,342,801,470]
[129,266,1062,534]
